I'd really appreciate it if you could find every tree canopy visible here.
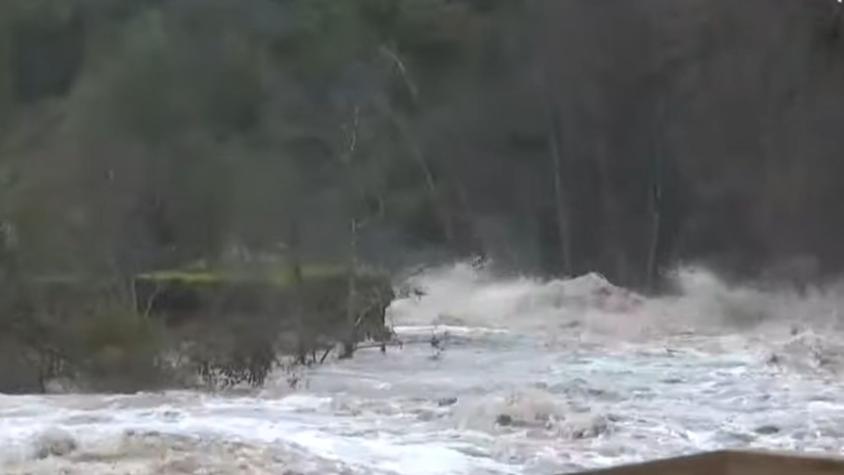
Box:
[2,0,844,286]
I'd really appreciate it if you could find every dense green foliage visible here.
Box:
[2,0,844,391]
[0,0,529,278]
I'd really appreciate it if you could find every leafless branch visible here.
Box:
[380,45,419,104]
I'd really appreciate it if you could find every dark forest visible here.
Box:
[2,0,844,391]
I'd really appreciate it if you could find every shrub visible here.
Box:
[70,302,172,392]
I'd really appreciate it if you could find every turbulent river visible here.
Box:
[3,263,844,474]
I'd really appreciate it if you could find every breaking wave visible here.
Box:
[4,261,844,474]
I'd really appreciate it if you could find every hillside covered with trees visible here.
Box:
[2,0,844,391]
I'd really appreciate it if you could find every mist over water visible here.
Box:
[3,262,844,474]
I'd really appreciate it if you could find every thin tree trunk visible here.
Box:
[530,0,575,276]
[340,218,358,359]
[337,105,364,360]
[288,218,308,364]
[646,96,666,292]
[646,208,661,291]
[547,107,572,275]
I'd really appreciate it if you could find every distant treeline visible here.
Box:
[2,0,844,290]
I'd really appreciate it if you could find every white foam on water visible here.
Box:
[4,262,844,474]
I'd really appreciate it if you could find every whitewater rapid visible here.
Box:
[3,264,844,474]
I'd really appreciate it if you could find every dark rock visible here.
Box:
[496,414,514,426]
[755,425,781,435]
[437,397,458,407]
[568,415,611,440]
[33,429,77,459]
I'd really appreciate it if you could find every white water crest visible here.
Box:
[4,263,844,474]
